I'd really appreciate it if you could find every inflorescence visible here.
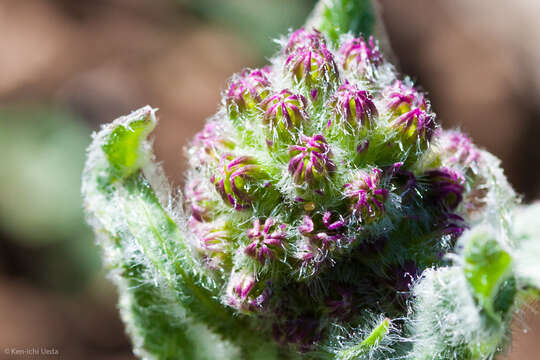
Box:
[183,28,496,349]
[84,21,527,359]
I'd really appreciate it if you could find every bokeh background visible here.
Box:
[0,0,539,359]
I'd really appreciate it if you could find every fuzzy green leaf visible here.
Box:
[463,228,513,320]
[512,203,540,290]
[82,107,245,358]
[102,117,152,179]
[118,263,240,360]
[408,267,507,360]
[337,318,391,360]
[309,0,375,45]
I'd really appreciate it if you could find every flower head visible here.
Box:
[288,134,336,185]
[86,18,522,360]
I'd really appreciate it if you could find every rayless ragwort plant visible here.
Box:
[82,1,540,359]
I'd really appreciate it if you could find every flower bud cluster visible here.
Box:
[182,27,495,350]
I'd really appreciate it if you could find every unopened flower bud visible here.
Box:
[212,155,265,210]
[425,167,465,211]
[288,134,336,185]
[226,67,272,117]
[190,218,231,270]
[385,80,435,142]
[339,36,383,77]
[190,122,234,165]
[262,89,309,138]
[285,43,338,91]
[344,168,389,223]
[328,81,377,129]
[225,270,268,313]
[284,28,325,55]
[245,218,287,263]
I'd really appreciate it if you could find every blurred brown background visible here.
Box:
[0,0,538,359]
